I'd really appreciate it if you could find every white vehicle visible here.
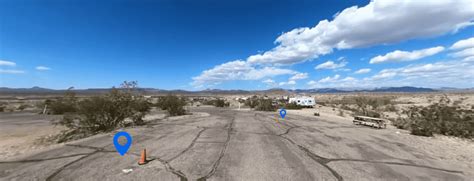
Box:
[289,96,315,107]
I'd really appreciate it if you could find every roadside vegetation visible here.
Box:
[47,81,152,143]
[203,98,230,107]
[393,97,473,138]
[156,94,187,116]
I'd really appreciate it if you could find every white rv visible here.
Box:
[289,96,315,107]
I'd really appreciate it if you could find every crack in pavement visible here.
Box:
[166,128,207,162]
[256,113,465,180]
[196,115,235,181]
[255,115,344,181]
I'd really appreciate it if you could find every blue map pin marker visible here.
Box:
[113,131,132,156]
[280,108,287,119]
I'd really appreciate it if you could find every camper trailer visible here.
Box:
[289,96,315,107]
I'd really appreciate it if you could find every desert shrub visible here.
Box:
[48,90,78,114]
[215,99,230,107]
[0,102,6,112]
[204,99,229,107]
[384,104,398,112]
[396,97,474,138]
[338,109,344,117]
[284,102,304,110]
[244,96,259,108]
[156,95,187,116]
[255,99,276,112]
[53,86,151,143]
[17,104,29,111]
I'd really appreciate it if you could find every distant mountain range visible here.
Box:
[1,86,473,96]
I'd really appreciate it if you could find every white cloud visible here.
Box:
[289,72,309,80]
[368,60,474,87]
[318,74,341,83]
[279,80,296,86]
[450,37,474,50]
[262,79,275,84]
[36,66,51,71]
[0,69,25,74]
[315,60,347,70]
[262,79,276,87]
[191,60,296,87]
[246,0,474,65]
[450,47,474,58]
[369,46,445,64]
[355,68,371,74]
[193,0,474,87]
[0,60,16,66]
[307,75,358,88]
[307,59,474,88]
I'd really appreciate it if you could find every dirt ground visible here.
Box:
[0,93,472,178]
[0,109,166,160]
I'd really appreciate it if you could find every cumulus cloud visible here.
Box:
[315,60,347,70]
[193,0,474,87]
[262,79,276,87]
[450,37,474,50]
[279,80,296,86]
[0,60,16,66]
[289,72,309,80]
[318,74,341,83]
[450,48,474,58]
[247,0,474,65]
[369,46,445,64]
[308,59,474,88]
[36,66,51,71]
[368,60,474,87]
[191,60,296,87]
[355,68,371,74]
[307,75,358,88]
[449,37,474,62]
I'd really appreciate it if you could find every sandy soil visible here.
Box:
[0,112,63,160]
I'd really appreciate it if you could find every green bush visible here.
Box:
[284,102,304,110]
[53,88,151,143]
[255,99,276,112]
[397,98,474,138]
[48,90,78,114]
[203,99,229,107]
[244,96,259,108]
[156,95,187,116]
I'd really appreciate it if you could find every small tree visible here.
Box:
[156,95,187,116]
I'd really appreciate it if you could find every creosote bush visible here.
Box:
[156,95,187,116]
[53,83,151,143]
[284,102,304,110]
[204,99,229,107]
[394,97,473,138]
[47,90,78,114]
[255,99,276,112]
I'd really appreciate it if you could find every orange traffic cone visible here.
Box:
[138,149,147,165]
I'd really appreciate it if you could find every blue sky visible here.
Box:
[1,0,473,90]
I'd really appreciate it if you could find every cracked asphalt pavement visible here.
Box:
[0,107,471,180]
